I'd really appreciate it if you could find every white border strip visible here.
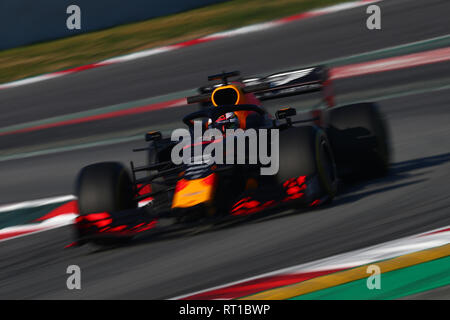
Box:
[0,195,76,213]
[172,225,450,299]
[0,214,77,243]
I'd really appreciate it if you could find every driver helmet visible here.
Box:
[209,112,240,132]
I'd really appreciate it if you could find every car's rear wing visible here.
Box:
[187,65,335,107]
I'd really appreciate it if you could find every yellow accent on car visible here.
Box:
[211,84,244,106]
[171,174,216,209]
[245,178,258,190]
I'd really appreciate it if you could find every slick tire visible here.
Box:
[327,102,390,180]
[75,162,136,246]
[276,126,338,203]
[76,162,136,214]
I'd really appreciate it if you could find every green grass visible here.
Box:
[0,0,349,84]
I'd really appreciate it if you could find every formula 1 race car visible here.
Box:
[73,66,390,246]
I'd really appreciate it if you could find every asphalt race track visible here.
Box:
[0,0,449,126]
[0,0,449,299]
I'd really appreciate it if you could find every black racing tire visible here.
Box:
[76,162,136,215]
[327,102,390,180]
[276,126,338,203]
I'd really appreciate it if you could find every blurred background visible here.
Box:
[0,0,449,300]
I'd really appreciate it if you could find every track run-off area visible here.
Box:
[0,0,449,299]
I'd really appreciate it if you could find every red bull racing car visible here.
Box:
[73,66,390,246]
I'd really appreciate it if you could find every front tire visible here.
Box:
[76,162,136,214]
[75,162,137,245]
[276,126,337,204]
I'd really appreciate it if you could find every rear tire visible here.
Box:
[327,102,390,180]
[276,126,337,203]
